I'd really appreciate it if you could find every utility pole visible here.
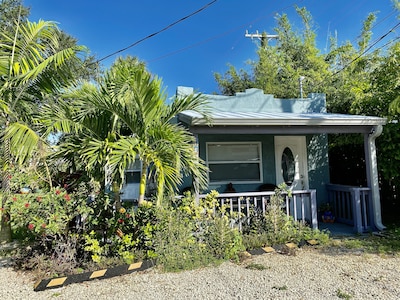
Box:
[245,30,278,47]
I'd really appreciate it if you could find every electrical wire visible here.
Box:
[308,21,400,93]
[94,0,218,64]
[331,21,400,77]
[149,0,304,63]
[351,8,398,45]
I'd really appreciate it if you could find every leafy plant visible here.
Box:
[241,185,330,249]
[2,187,92,240]
[155,192,244,271]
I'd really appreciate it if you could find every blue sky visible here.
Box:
[25,0,398,97]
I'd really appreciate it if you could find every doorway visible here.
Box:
[274,136,308,190]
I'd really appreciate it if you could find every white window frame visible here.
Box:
[206,142,263,184]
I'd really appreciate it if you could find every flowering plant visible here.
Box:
[1,187,93,239]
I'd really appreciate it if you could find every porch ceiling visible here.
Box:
[178,111,387,134]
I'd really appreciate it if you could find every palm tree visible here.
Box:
[0,19,85,241]
[55,56,210,206]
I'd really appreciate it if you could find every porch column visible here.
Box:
[364,125,385,231]
[193,133,200,205]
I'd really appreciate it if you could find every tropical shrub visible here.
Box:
[155,192,244,272]
[2,187,92,240]
[83,198,158,265]
[1,186,94,277]
[241,185,330,249]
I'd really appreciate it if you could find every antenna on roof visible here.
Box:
[245,30,278,48]
[299,76,305,98]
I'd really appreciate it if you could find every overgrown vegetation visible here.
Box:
[241,186,330,250]
[0,176,332,278]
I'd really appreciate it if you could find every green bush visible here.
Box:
[83,198,158,265]
[241,185,330,249]
[155,192,244,272]
[2,187,92,240]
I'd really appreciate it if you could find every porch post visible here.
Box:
[193,133,200,205]
[310,189,318,230]
[364,125,385,231]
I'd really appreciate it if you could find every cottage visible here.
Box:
[177,86,386,233]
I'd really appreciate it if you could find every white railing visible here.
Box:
[198,190,318,231]
[326,184,372,233]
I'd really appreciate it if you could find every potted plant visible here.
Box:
[319,203,335,223]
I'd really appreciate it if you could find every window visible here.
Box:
[206,142,262,183]
[281,147,295,185]
[125,160,141,184]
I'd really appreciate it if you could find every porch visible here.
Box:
[199,184,374,234]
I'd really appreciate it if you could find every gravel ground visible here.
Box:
[1,247,400,300]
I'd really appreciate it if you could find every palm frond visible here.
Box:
[2,121,42,164]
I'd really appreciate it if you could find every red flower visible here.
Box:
[27,223,34,230]
[36,196,42,202]
[55,189,61,195]
[12,197,17,202]
[7,175,12,179]
[24,203,30,208]
[41,223,46,229]
[118,218,124,224]
[64,194,71,201]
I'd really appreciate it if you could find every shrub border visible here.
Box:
[33,240,319,292]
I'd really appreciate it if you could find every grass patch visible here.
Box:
[273,285,288,291]
[324,227,400,255]
[336,288,352,299]
[245,263,268,270]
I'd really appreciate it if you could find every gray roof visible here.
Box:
[179,110,387,127]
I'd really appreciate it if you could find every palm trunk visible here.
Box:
[138,163,147,206]
[1,136,12,243]
[112,181,122,211]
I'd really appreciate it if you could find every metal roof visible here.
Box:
[179,110,387,127]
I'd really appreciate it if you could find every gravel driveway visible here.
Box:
[1,247,400,300]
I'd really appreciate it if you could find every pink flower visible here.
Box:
[41,223,46,229]
[64,194,71,201]
[55,189,61,195]
[118,218,124,224]
[27,223,34,230]
[24,203,30,208]
[12,197,17,202]
[126,214,131,218]
[36,196,42,202]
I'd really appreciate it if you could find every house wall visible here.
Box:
[198,134,275,193]
[187,133,330,205]
[177,87,327,114]
[177,87,330,204]
[306,134,330,205]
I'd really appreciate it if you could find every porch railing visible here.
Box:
[198,190,318,231]
[326,184,372,233]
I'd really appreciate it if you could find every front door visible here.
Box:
[274,136,309,190]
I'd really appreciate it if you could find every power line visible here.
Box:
[95,0,218,64]
[309,21,400,93]
[149,0,304,63]
[331,21,400,77]
[352,8,398,45]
